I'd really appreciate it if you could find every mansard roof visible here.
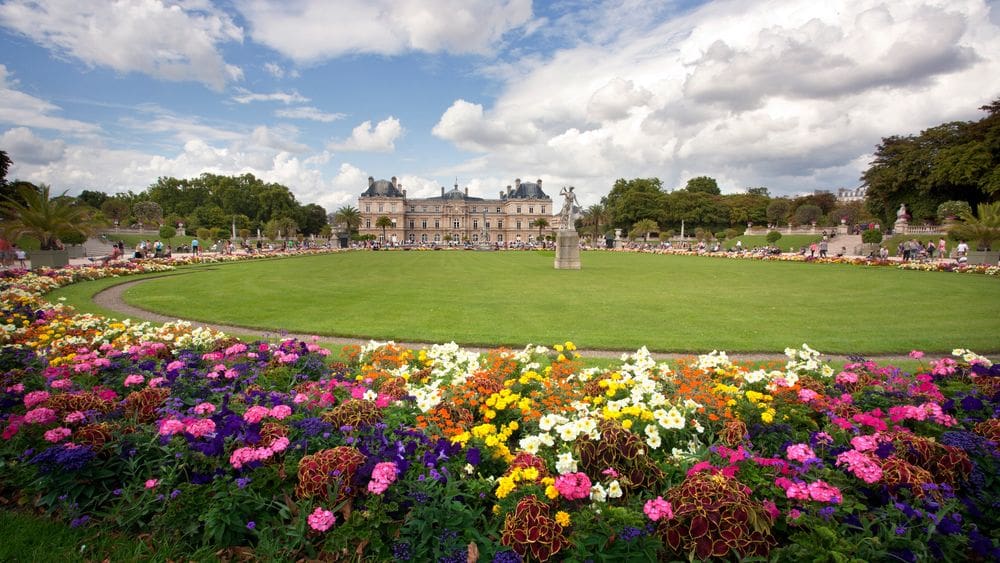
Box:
[362,177,404,197]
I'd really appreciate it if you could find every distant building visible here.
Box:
[358,177,556,245]
[836,187,867,202]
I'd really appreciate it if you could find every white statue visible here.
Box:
[896,203,908,220]
[559,186,578,228]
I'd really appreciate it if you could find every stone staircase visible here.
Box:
[83,236,117,258]
[826,233,864,256]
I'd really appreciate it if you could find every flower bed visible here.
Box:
[1,268,999,561]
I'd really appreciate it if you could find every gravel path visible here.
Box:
[93,277,937,364]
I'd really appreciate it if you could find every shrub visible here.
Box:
[937,200,972,222]
[766,230,782,244]
[862,229,883,244]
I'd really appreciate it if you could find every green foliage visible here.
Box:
[948,201,1000,250]
[936,200,972,221]
[630,218,659,241]
[100,198,130,225]
[685,175,720,195]
[0,184,103,250]
[793,204,823,225]
[159,225,177,242]
[132,200,163,228]
[602,177,667,231]
[264,216,299,240]
[861,229,883,244]
[766,230,783,244]
[196,227,213,241]
[333,205,361,235]
[767,199,791,225]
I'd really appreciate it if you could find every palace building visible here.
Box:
[358,176,558,245]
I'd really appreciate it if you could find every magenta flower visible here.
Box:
[145,479,159,489]
[43,427,72,443]
[123,374,145,387]
[909,350,925,359]
[643,496,673,521]
[307,507,336,532]
[554,472,592,500]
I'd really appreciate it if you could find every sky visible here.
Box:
[1,0,999,213]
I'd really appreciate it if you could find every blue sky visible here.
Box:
[1,0,998,213]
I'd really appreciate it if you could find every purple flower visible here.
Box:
[465,447,481,466]
[236,477,252,489]
[246,521,256,530]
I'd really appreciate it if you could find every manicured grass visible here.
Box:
[109,251,1000,354]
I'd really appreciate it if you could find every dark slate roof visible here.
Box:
[361,179,404,197]
[424,188,484,201]
[509,182,549,199]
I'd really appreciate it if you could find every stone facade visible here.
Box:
[358,177,558,245]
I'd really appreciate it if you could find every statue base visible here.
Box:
[554,230,581,270]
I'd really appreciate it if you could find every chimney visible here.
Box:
[499,191,504,199]
[464,187,468,196]
[441,186,445,196]
[391,176,397,188]
[507,185,512,196]
[515,178,521,188]
[402,189,406,198]
[537,179,542,187]
[368,176,374,187]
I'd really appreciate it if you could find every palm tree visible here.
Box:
[1,183,102,250]
[582,203,607,240]
[949,201,1000,251]
[531,217,549,241]
[630,218,659,242]
[334,205,361,236]
[375,215,393,243]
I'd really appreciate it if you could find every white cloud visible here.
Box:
[231,88,308,104]
[234,0,532,62]
[276,106,346,122]
[262,61,299,79]
[432,0,1000,203]
[328,117,403,152]
[0,127,66,165]
[0,65,99,134]
[0,0,243,91]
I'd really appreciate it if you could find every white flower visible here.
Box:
[607,480,623,498]
[519,435,541,455]
[645,432,662,449]
[557,423,579,442]
[539,414,565,432]
[590,483,607,502]
[464,464,475,475]
[661,407,685,430]
[556,452,577,474]
[362,389,378,401]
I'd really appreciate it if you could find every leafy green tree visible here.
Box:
[601,178,667,231]
[793,204,823,225]
[264,217,299,241]
[663,190,728,231]
[746,186,770,197]
[196,227,213,242]
[76,189,108,210]
[319,224,333,240]
[581,203,608,240]
[829,201,872,226]
[100,198,130,227]
[334,206,361,236]
[0,149,10,188]
[375,215,393,242]
[297,203,328,236]
[1,184,102,250]
[937,200,972,221]
[766,199,791,226]
[685,176,720,195]
[725,193,770,226]
[189,204,227,229]
[862,229,883,244]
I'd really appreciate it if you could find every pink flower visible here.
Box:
[307,507,336,532]
[145,479,159,489]
[836,450,883,484]
[185,418,216,439]
[223,368,239,380]
[243,405,271,424]
[148,377,166,388]
[193,402,216,415]
[788,509,802,521]
[850,435,880,452]
[293,393,309,404]
[643,496,674,521]
[5,383,24,393]
[268,436,290,454]
[24,390,50,409]
[368,461,398,494]
[807,480,842,504]
[762,500,780,520]
[50,379,73,390]
[165,360,185,372]
[44,427,72,443]
[24,407,57,425]
[835,371,858,385]
[785,443,816,464]
[159,418,185,436]
[269,405,292,420]
[797,388,819,403]
[554,472,592,500]
[64,411,86,424]
[909,350,925,360]
[123,374,145,387]
[602,468,620,478]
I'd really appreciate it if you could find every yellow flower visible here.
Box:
[450,432,471,446]
[621,419,633,430]
[555,511,571,527]
[545,484,559,500]
[554,344,564,352]
[564,341,576,351]
[521,467,539,481]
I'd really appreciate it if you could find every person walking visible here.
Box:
[809,242,818,258]
[191,238,199,255]
[925,240,936,260]
[819,239,828,258]
[938,238,947,260]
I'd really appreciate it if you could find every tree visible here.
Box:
[685,176,720,195]
[531,217,549,240]
[602,178,667,231]
[263,217,299,241]
[630,218,659,241]
[663,190,728,230]
[0,149,10,188]
[581,203,608,240]
[766,230,782,244]
[793,204,823,225]
[100,198,130,227]
[746,187,770,197]
[949,201,1000,250]
[319,224,333,240]
[132,200,164,228]
[766,199,791,226]
[159,225,176,247]
[937,200,972,221]
[297,203,328,237]
[334,206,361,236]
[375,215,393,242]
[77,189,108,210]
[0,184,102,250]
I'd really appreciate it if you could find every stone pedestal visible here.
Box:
[554,230,581,269]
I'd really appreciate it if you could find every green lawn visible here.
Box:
[100,251,1000,354]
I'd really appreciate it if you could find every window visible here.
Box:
[390,204,395,212]
[471,206,477,213]
[421,206,426,212]
[410,206,415,212]
[378,203,383,212]
[497,234,503,242]
[434,220,440,228]
[365,204,371,212]
[409,220,414,229]
[496,207,501,213]
[529,206,534,214]
[486,221,490,229]
[435,206,440,212]
[472,234,478,242]
[473,220,478,230]
[408,234,415,242]
[366,219,371,228]
[516,206,522,213]
[453,220,460,229]
[541,206,545,214]
[497,220,503,229]
[421,234,428,242]
[516,221,522,230]
[421,220,427,229]
[434,234,441,242]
